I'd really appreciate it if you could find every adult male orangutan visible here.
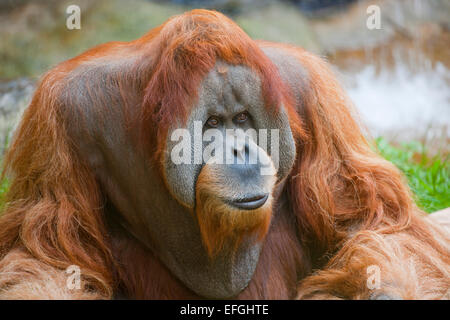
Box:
[0,9,448,299]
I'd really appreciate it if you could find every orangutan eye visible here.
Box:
[234,112,249,124]
[206,116,220,128]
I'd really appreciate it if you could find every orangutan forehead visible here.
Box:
[196,62,264,115]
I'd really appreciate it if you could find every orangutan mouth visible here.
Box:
[229,194,269,210]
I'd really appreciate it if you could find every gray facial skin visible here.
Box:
[61,58,296,298]
[165,62,296,208]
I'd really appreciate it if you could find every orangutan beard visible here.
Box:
[194,166,273,258]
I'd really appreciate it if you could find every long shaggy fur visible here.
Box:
[0,70,114,299]
[0,9,448,299]
[282,47,450,299]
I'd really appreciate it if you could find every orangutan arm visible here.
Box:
[297,215,450,300]
[0,249,106,300]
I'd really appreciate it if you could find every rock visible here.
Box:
[430,208,450,232]
[0,78,35,155]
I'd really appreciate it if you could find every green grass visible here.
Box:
[375,137,449,213]
[0,178,8,209]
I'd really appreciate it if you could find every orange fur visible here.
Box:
[135,10,296,167]
[275,45,450,299]
[0,10,448,299]
[0,69,114,299]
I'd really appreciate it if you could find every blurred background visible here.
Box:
[0,0,448,211]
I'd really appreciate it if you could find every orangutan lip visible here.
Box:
[229,194,268,210]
